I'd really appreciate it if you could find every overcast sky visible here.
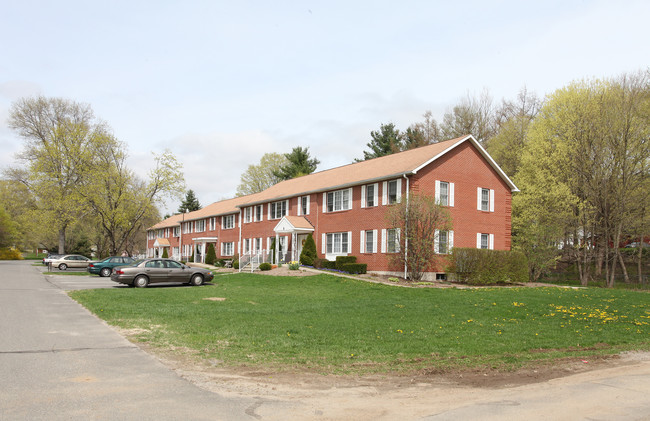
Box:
[1,0,648,215]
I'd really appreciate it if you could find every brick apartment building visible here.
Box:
[146,135,518,279]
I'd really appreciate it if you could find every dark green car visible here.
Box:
[88,256,136,277]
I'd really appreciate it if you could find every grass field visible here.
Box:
[69,273,650,374]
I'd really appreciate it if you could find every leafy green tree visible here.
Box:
[0,204,18,248]
[514,70,649,286]
[299,234,317,266]
[205,243,216,265]
[385,193,452,281]
[236,153,288,196]
[178,189,201,213]
[273,147,320,180]
[487,87,542,177]
[6,96,107,253]
[361,123,403,160]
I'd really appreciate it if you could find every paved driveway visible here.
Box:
[0,260,289,420]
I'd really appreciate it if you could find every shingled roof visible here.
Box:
[237,135,517,207]
[149,134,517,229]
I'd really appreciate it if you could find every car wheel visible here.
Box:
[59,263,67,271]
[190,274,204,286]
[133,275,149,288]
[100,268,112,277]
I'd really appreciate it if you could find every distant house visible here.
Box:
[146,135,518,279]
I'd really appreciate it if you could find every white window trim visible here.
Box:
[382,179,402,205]
[324,188,352,213]
[435,180,455,207]
[254,205,263,222]
[324,231,351,258]
[298,195,310,216]
[360,229,378,253]
[361,183,379,208]
[435,230,454,254]
[269,200,289,220]
[477,188,495,212]
[382,228,401,253]
[477,233,495,250]
[222,214,235,230]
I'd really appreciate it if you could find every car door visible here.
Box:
[144,260,167,283]
[68,256,83,268]
[165,260,190,282]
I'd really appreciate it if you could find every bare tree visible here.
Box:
[385,193,452,281]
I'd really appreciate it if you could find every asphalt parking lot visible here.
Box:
[36,264,123,290]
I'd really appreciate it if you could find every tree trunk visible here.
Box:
[58,228,66,254]
[617,250,630,284]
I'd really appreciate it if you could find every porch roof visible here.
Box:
[273,216,314,234]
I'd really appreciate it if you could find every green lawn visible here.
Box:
[69,273,650,375]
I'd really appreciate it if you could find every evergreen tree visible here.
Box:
[205,243,216,265]
[161,248,168,258]
[178,189,201,213]
[273,147,320,181]
[361,123,403,160]
[299,234,318,266]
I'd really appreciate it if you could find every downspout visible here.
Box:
[403,174,410,280]
[238,209,242,273]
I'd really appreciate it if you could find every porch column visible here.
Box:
[275,233,279,264]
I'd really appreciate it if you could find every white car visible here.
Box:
[48,254,91,270]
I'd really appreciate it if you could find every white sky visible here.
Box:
[1,0,648,215]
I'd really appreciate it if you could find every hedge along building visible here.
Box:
[146,135,518,279]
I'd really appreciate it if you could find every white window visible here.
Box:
[222,242,234,256]
[269,200,288,220]
[477,233,495,250]
[208,217,216,231]
[254,237,263,253]
[254,205,263,222]
[382,179,402,205]
[173,227,180,237]
[435,181,455,207]
[361,183,378,208]
[196,220,205,233]
[243,207,252,223]
[360,229,378,253]
[183,222,193,234]
[298,196,310,216]
[325,232,350,255]
[477,188,495,212]
[435,230,454,254]
[243,238,251,254]
[325,188,352,212]
[381,228,400,253]
[222,214,235,229]
[172,247,179,257]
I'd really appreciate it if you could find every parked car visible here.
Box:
[88,256,136,277]
[49,254,91,270]
[110,258,214,288]
[43,253,63,265]
[624,242,649,248]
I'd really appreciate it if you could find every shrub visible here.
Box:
[233,260,239,270]
[321,260,337,270]
[0,248,23,260]
[312,258,326,268]
[161,248,168,258]
[259,262,272,271]
[449,248,528,285]
[341,263,367,274]
[288,261,300,270]
[204,243,216,265]
[299,234,318,266]
[335,255,357,270]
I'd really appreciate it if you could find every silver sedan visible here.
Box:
[110,258,214,288]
